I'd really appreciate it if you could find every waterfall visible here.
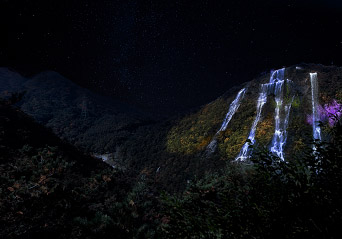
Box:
[206,88,246,153]
[269,78,284,159]
[236,83,269,161]
[236,68,286,161]
[310,72,321,141]
[269,92,294,159]
[219,88,247,131]
[269,74,294,160]
[282,95,294,155]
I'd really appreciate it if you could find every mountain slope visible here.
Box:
[165,64,342,159]
[2,67,341,239]
[0,99,141,238]
[117,64,342,190]
[0,68,152,155]
[1,64,342,191]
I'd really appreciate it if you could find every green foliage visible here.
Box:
[292,96,301,108]
[217,98,256,158]
[159,165,254,238]
[166,98,229,155]
[255,115,274,146]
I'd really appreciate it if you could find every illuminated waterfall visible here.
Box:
[310,73,321,141]
[282,95,294,155]
[269,78,294,160]
[269,70,294,160]
[236,68,287,161]
[219,88,247,131]
[236,83,269,161]
[206,88,246,153]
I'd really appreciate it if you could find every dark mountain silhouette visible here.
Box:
[0,68,153,155]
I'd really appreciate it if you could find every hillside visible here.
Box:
[0,99,108,237]
[1,64,342,238]
[1,64,342,191]
[117,64,342,190]
[0,97,165,238]
[165,64,341,157]
[0,68,152,155]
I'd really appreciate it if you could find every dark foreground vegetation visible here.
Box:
[1,95,342,238]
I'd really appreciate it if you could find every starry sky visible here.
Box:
[1,0,342,115]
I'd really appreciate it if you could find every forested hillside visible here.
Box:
[0,96,158,238]
[0,68,152,154]
[2,64,341,192]
[1,89,342,238]
[117,64,342,190]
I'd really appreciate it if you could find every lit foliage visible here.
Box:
[166,98,229,155]
[217,98,256,158]
[255,115,274,146]
[307,99,342,127]
[291,96,301,108]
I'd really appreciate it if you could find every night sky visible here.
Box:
[1,0,342,114]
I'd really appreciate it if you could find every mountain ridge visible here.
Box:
[0,68,155,156]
